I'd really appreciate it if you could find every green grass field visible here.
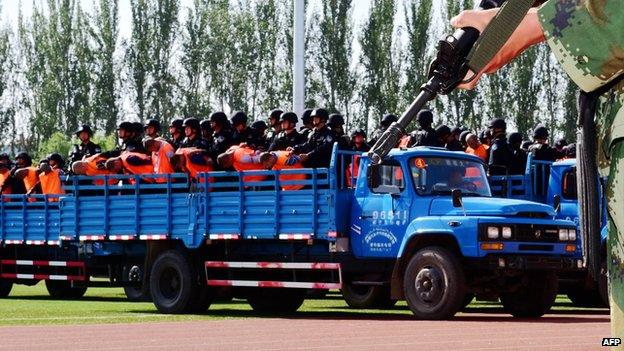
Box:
[0,283,608,326]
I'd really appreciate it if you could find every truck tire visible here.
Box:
[124,285,152,302]
[187,284,214,313]
[403,246,466,320]
[150,250,197,314]
[342,283,397,309]
[598,258,609,307]
[45,281,87,299]
[0,280,12,298]
[567,289,605,307]
[247,289,305,314]
[500,272,557,318]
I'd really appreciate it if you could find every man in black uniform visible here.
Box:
[208,112,234,166]
[266,109,283,147]
[200,120,213,142]
[168,118,185,149]
[268,112,305,151]
[487,118,513,175]
[369,114,397,145]
[508,132,527,175]
[230,111,253,145]
[299,109,314,139]
[554,137,567,159]
[119,121,145,153]
[0,154,26,196]
[291,108,336,168]
[70,125,101,163]
[479,129,492,147]
[250,120,268,150]
[350,129,370,152]
[410,109,438,147]
[327,113,350,150]
[180,118,210,150]
[144,119,161,139]
[528,126,557,162]
[435,125,463,151]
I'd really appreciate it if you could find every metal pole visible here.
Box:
[293,0,305,126]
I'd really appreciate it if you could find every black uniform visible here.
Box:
[180,135,211,151]
[299,127,313,140]
[528,143,558,161]
[70,141,102,163]
[169,135,185,150]
[231,127,254,146]
[509,148,528,175]
[209,129,234,160]
[368,128,384,146]
[350,142,371,152]
[268,130,306,151]
[411,127,439,147]
[445,139,464,152]
[123,137,147,154]
[293,126,336,168]
[488,136,514,175]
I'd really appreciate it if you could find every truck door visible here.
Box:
[351,162,411,258]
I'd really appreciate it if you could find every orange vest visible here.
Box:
[23,167,39,193]
[152,141,175,183]
[0,170,10,201]
[231,146,265,183]
[175,148,213,180]
[84,154,116,185]
[272,151,305,191]
[120,152,154,183]
[466,144,489,162]
[39,168,65,201]
[398,135,412,148]
[346,155,362,187]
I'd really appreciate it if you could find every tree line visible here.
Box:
[0,0,578,157]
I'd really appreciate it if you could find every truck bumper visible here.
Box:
[466,255,583,271]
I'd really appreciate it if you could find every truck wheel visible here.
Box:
[342,283,397,309]
[45,281,87,299]
[403,246,466,320]
[566,289,605,307]
[598,258,610,307]
[150,250,197,314]
[187,284,214,313]
[247,289,305,314]
[0,280,12,298]
[124,285,152,302]
[500,272,557,318]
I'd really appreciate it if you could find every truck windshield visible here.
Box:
[410,157,491,197]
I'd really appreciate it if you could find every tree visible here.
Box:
[316,0,355,124]
[204,0,232,111]
[255,0,281,117]
[127,0,153,122]
[508,46,540,136]
[180,0,210,119]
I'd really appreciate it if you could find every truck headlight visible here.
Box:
[568,229,576,241]
[487,226,500,239]
[559,229,569,241]
[501,227,512,239]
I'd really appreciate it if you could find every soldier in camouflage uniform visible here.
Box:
[453,0,623,340]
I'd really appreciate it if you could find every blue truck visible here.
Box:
[0,146,580,319]
[489,156,608,307]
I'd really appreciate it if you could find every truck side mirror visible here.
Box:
[367,164,381,189]
[553,194,561,213]
[452,189,463,208]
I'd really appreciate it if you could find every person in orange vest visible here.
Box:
[14,152,40,195]
[465,133,489,163]
[105,152,155,183]
[217,145,265,183]
[37,153,66,201]
[171,147,213,181]
[0,154,26,199]
[71,153,117,186]
[144,138,175,182]
[259,151,305,191]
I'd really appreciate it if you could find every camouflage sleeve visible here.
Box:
[538,0,624,92]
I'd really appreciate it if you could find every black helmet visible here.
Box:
[230,111,248,126]
[117,121,134,131]
[416,109,433,125]
[47,153,65,168]
[508,132,523,145]
[268,109,283,121]
[132,122,144,135]
[145,119,161,132]
[381,113,398,127]
[169,118,184,129]
[15,152,32,166]
[565,143,576,158]
[479,129,491,143]
[459,131,470,144]
[311,108,329,121]
[280,112,298,125]
[75,124,94,137]
[435,125,451,138]
[533,125,549,139]
[302,109,313,125]
[351,128,367,139]
[183,117,201,131]
[488,118,506,130]
[451,126,462,135]
[521,140,532,150]
[251,120,268,131]
[200,120,211,131]
[209,111,228,125]
[555,137,567,149]
[0,153,12,168]
[328,113,345,127]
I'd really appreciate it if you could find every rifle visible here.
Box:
[367,0,536,164]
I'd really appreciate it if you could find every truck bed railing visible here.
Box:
[489,157,553,201]
[0,194,61,245]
